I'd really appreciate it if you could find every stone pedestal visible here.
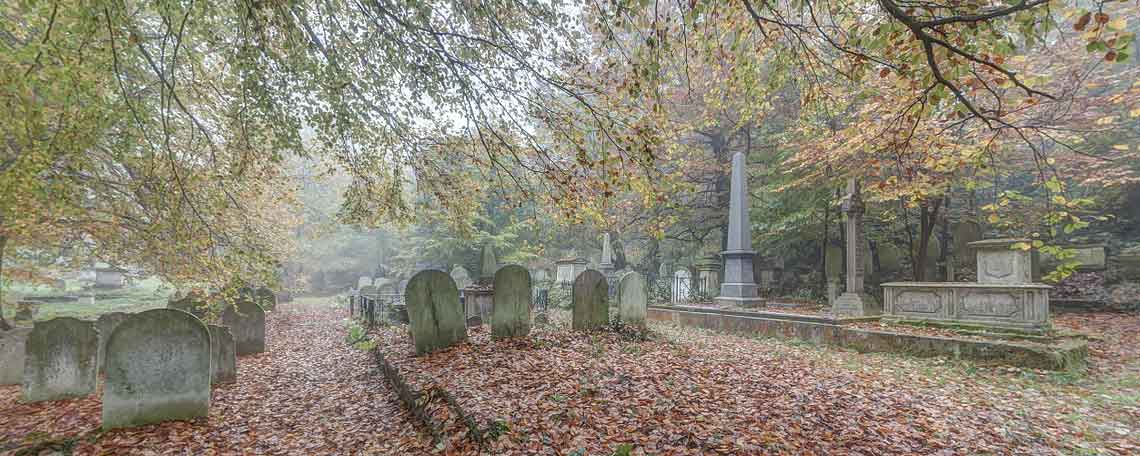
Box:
[462,286,494,320]
[714,152,763,308]
[695,255,721,296]
[970,238,1039,284]
[832,179,881,317]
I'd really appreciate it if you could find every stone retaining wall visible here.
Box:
[648,306,1086,371]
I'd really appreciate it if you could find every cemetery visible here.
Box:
[3,1,1140,454]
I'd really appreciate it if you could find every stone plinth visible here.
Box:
[462,286,494,320]
[970,239,1039,284]
[882,282,1051,331]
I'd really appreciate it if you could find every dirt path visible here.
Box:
[1,298,433,455]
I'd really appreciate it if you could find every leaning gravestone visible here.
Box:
[23,317,99,402]
[96,312,132,374]
[103,309,210,429]
[208,324,237,384]
[492,265,531,339]
[405,270,467,355]
[220,297,267,355]
[1,328,33,385]
[618,272,648,327]
[572,270,609,331]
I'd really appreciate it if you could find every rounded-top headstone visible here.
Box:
[103,309,210,430]
[220,296,267,355]
[23,317,99,402]
[492,265,532,339]
[405,270,467,355]
[96,312,132,374]
[618,272,648,327]
[572,269,609,331]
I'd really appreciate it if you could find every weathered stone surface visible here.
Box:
[824,244,843,281]
[220,297,267,355]
[881,282,1051,331]
[834,179,881,317]
[1,328,32,385]
[208,324,237,384]
[492,265,532,339]
[555,257,588,284]
[572,270,609,331]
[96,312,132,374]
[23,318,99,402]
[450,266,473,290]
[618,272,648,327]
[951,221,983,267]
[877,243,904,273]
[715,151,762,307]
[253,287,278,311]
[480,244,498,281]
[103,309,210,429]
[405,270,467,355]
[971,238,1038,284]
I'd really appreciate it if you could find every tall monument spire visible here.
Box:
[714,152,763,307]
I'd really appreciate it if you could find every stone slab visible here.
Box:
[23,318,99,402]
[492,265,531,339]
[405,270,467,355]
[572,270,609,331]
[208,324,237,384]
[1,328,32,385]
[96,312,132,374]
[220,297,267,355]
[618,272,648,327]
[103,309,211,429]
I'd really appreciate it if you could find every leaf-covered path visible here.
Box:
[1,298,432,455]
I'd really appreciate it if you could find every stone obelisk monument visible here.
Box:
[714,152,763,308]
[833,178,881,316]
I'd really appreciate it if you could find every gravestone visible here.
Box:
[618,272,648,327]
[672,269,692,303]
[695,256,721,296]
[405,270,467,355]
[450,266,473,290]
[715,151,763,307]
[103,309,210,429]
[825,244,843,307]
[492,265,532,339]
[254,287,278,311]
[877,243,904,273]
[208,324,237,384]
[1,328,32,385]
[572,269,609,331]
[555,257,588,284]
[220,297,266,355]
[96,312,132,374]
[23,318,99,402]
[971,239,1038,284]
[833,179,881,316]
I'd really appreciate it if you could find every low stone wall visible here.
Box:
[647,306,1086,371]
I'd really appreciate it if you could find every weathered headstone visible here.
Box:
[103,309,210,429]
[492,265,532,339]
[618,272,648,327]
[405,270,467,355]
[220,297,267,355]
[450,265,473,290]
[715,151,763,307]
[951,221,983,277]
[23,318,99,402]
[1,328,32,385]
[833,179,881,316]
[96,312,132,374]
[208,324,237,384]
[572,269,609,331]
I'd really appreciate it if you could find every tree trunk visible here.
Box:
[0,234,11,331]
[913,199,943,282]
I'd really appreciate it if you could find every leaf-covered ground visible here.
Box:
[376,310,1140,455]
[3,299,1138,455]
[0,298,431,455]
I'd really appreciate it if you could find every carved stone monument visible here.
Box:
[599,232,615,277]
[714,152,763,307]
[833,179,881,317]
[972,238,1039,284]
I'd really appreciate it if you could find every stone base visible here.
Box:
[714,295,765,308]
[832,292,881,317]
